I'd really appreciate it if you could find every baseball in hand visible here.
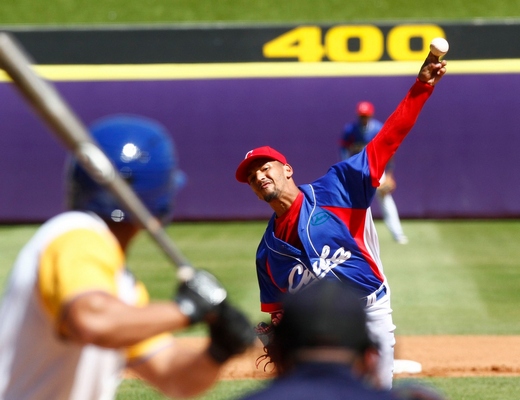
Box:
[429,37,449,57]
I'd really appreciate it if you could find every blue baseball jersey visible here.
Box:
[341,118,384,151]
[256,79,434,313]
[340,112,398,172]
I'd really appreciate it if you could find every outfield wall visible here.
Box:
[1,21,520,222]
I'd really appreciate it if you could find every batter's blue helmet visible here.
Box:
[67,114,186,223]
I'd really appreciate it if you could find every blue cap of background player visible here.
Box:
[235,146,287,183]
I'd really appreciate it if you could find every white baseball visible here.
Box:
[429,37,449,57]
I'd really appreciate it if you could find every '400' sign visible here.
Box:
[263,24,446,62]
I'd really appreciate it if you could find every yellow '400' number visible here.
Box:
[263,24,446,62]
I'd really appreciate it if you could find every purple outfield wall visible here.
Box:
[1,72,520,222]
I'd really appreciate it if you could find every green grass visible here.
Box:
[115,375,520,400]
[411,377,520,400]
[116,376,520,400]
[380,220,520,335]
[2,220,520,399]
[116,379,266,400]
[2,220,520,335]
[1,0,520,25]
[0,225,39,290]
[126,221,266,336]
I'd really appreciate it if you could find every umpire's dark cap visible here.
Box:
[275,280,375,353]
[235,146,287,183]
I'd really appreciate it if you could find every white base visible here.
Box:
[394,359,422,374]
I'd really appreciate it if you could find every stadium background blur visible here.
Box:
[1,2,520,399]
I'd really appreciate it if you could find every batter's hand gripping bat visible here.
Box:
[0,32,198,283]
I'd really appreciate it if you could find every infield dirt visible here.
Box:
[171,335,520,380]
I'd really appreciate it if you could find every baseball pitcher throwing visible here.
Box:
[235,51,447,389]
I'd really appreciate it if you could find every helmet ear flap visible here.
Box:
[66,114,185,223]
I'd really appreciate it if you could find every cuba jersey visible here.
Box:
[256,79,434,313]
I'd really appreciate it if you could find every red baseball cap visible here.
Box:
[356,101,374,117]
[235,146,287,183]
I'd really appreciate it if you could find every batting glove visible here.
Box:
[207,301,255,364]
[175,269,227,324]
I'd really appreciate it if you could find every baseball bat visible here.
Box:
[0,32,195,281]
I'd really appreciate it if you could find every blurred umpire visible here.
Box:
[239,280,397,400]
[0,115,254,400]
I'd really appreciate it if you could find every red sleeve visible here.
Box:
[366,79,434,186]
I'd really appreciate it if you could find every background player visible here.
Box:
[0,114,254,400]
[235,52,447,389]
[340,101,408,244]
